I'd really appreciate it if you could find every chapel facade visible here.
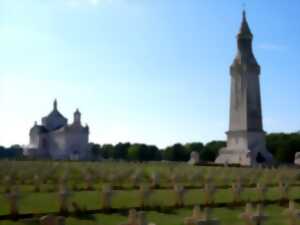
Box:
[25,100,90,160]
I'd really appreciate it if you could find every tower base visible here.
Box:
[215,131,273,166]
[215,148,273,166]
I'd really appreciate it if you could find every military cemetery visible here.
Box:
[1,0,300,224]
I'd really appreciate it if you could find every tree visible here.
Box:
[127,144,141,161]
[0,145,23,159]
[201,141,226,162]
[266,132,300,163]
[163,143,189,161]
[101,144,114,159]
[113,143,131,160]
[185,142,204,155]
[89,143,102,160]
[127,144,161,161]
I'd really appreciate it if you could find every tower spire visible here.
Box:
[238,10,253,39]
[53,99,58,111]
[234,10,257,66]
[74,108,81,125]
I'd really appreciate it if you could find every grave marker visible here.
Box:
[184,206,203,225]
[197,208,220,225]
[204,183,216,205]
[5,186,19,217]
[150,172,160,189]
[283,200,300,225]
[40,215,66,225]
[101,184,114,210]
[256,183,268,202]
[58,185,70,214]
[173,185,187,207]
[139,184,153,208]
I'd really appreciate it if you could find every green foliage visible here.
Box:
[201,141,226,162]
[89,143,102,160]
[163,143,189,161]
[184,142,204,155]
[101,144,115,159]
[2,132,300,163]
[267,132,300,163]
[128,144,160,161]
[0,145,23,159]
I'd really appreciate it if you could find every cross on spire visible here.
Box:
[53,99,58,111]
[242,2,246,12]
[238,10,253,39]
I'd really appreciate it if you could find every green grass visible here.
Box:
[1,161,300,224]
[0,205,297,225]
[1,186,300,216]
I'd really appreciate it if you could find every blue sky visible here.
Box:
[0,0,299,148]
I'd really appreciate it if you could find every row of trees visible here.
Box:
[0,145,23,159]
[267,132,300,163]
[1,132,300,163]
[89,141,226,162]
[90,132,300,163]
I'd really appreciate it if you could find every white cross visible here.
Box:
[204,183,216,205]
[173,185,187,207]
[5,186,19,217]
[278,181,289,200]
[283,201,300,225]
[84,173,93,190]
[33,174,41,192]
[150,172,160,188]
[197,208,220,225]
[240,203,254,225]
[101,184,114,210]
[256,183,268,202]
[131,171,142,188]
[3,175,12,193]
[119,209,138,225]
[252,204,268,225]
[58,185,70,214]
[184,206,203,225]
[139,184,153,208]
[232,182,243,203]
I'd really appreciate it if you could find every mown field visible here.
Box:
[0,161,300,225]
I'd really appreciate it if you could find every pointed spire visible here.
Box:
[53,99,58,111]
[74,108,81,124]
[75,108,80,114]
[238,10,253,39]
[232,10,259,68]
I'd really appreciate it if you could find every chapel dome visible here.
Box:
[41,99,68,131]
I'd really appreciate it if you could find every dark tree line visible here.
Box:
[0,145,23,159]
[89,132,300,163]
[89,141,226,162]
[267,132,300,163]
[1,132,300,163]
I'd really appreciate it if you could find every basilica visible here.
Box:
[25,100,90,160]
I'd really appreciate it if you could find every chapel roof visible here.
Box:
[41,99,68,131]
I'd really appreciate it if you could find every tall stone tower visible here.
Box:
[215,11,273,166]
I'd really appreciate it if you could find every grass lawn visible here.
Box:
[1,161,300,224]
[0,205,294,225]
[2,186,300,215]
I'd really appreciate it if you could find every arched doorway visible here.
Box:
[256,152,266,164]
[70,150,79,161]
